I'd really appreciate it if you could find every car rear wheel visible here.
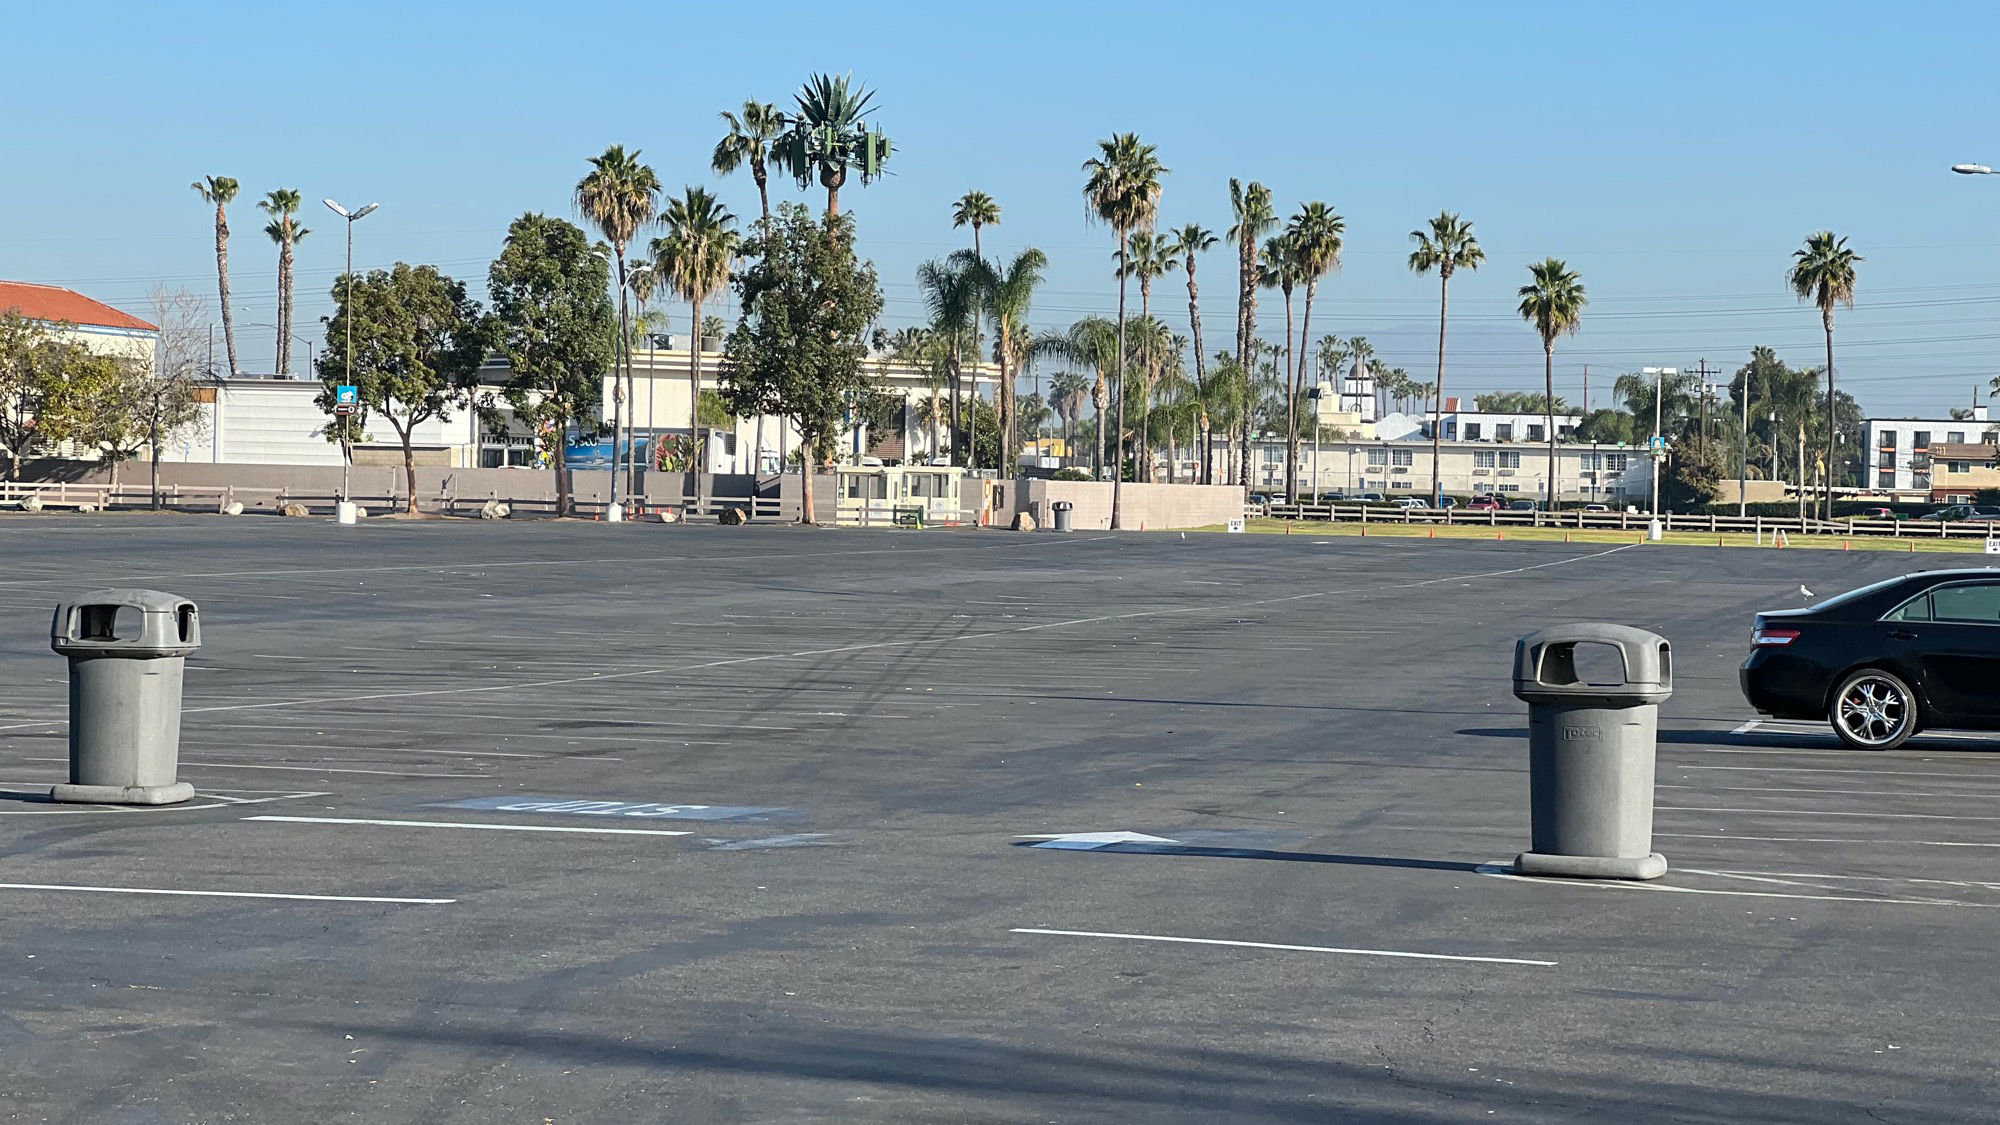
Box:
[1829,669,1918,751]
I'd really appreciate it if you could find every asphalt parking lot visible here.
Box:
[0,514,1995,1123]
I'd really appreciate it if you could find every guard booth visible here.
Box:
[835,464,966,527]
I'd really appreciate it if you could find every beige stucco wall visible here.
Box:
[1021,481,1246,530]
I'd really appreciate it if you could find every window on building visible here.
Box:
[1499,483,1521,493]
[1499,451,1522,468]
[1579,453,1599,471]
[1391,480,1413,489]
[1391,448,1413,467]
[1881,431,1898,449]
[1950,431,1967,444]
[1878,471,1896,489]
[1464,423,1481,440]
[1474,451,1496,468]
[842,474,887,500]
[1558,424,1575,440]
[1915,430,1932,448]
[1950,461,1969,474]
[1474,483,1495,494]
[1443,421,1457,440]
[1527,424,1545,442]
[1878,452,1896,469]
[1605,453,1629,473]
[1495,423,1514,441]
[1367,448,1387,466]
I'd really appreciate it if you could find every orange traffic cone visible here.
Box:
[1428,527,1435,538]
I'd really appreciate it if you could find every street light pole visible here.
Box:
[323,199,379,502]
[1642,366,1676,516]
[1739,369,1750,516]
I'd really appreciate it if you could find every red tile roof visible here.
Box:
[0,281,157,332]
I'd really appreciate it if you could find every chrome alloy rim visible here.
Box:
[1837,676,1911,746]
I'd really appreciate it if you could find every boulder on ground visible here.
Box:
[279,503,311,517]
[1012,512,1038,532]
[220,501,245,516]
[657,508,679,524]
[718,507,748,526]
[478,499,511,520]
[352,506,369,519]
[21,495,42,513]
[75,503,97,514]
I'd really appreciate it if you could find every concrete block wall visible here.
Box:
[1022,480,1245,530]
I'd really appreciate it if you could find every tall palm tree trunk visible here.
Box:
[690,296,706,512]
[1296,279,1318,498]
[213,204,239,377]
[1545,344,1557,507]
[1281,292,1297,500]
[275,241,293,376]
[1822,310,1836,520]
[1430,271,1448,506]
[1185,264,1207,484]
[1112,238,1130,528]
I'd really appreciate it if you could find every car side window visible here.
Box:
[1928,583,2000,624]
[1885,593,1931,622]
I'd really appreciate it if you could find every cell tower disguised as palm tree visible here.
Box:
[1789,231,1861,518]
[258,189,308,377]
[1517,258,1588,506]
[191,175,242,376]
[781,73,891,220]
[1409,212,1484,505]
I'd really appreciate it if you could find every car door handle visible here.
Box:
[1887,629,1919,640]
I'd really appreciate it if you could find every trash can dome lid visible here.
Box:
[59,588,195,612]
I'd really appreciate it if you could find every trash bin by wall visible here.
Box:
[1511,623,1671,880]
[49,589,200,805]
[1051,500,1074,533]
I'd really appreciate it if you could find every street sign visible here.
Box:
[1985,538,2000,556]
[334,385,359,416]
[1649,435,1667,455]
[1226,517,1246,534]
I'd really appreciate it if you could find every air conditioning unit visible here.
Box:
[1579,471,1596,479]
[1471,468,1491,476]
[1391,465,1409,473]
[1498,469,1516,477]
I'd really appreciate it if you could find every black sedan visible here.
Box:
[1740,568,2000,750]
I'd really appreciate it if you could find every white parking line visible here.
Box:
[1659,832,2000,848]
[0,883,452,904]
[23,758,480,779]
[245,815,691,837]
[1659,805,2000,821]
[1010,927,1557,967]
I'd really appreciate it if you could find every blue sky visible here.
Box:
[4,0,1998,416]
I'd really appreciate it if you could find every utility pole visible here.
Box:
[1581,364,1589,415]
[1739,367,1750,517]
[1690,358,1717,453]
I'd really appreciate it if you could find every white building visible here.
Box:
[1863,410,1998,494]
[159,377,478,467]
[0,280,157,367]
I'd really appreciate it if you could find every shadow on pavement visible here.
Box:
[1011,840,1486,872]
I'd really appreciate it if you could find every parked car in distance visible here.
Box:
[1465,495,1504,511]
[1354,492,1387,503]
[1433,496,1457,510]
[1918,505,2000,521]
[1316,492,1346,504]
[1850,506,1897,520]
[1581,503,1610,512]
[1247,492,1274,507]
[1507,500,1540,512]
[1740,568,2000,750]
[1389,498,1427,511]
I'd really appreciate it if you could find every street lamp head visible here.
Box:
[354,202,379,219]
[1952,163,1994,175]
[323,198,350,218]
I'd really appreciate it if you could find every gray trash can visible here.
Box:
[49,589,200,805]
[1511,623,1671,880]
[1051,500,1074,533]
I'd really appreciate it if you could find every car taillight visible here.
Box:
[1753,628,1801,646]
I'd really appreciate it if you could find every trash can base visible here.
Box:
[51,781,195,806]
[1514,850,1667,881]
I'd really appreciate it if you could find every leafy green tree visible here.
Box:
[258,189,308,376]
[1083,132,1166,526]
[138,288,214,507]
[485,213,617,517]
[974,247,1046,469]
[1286,202,1344,499]
[1031,317,1118,478]
[719,204,884,524]
[0,312,55,479]
[787,74,891,219]
[1790,231,1861,516]
[712,101,786,237]
[1662,436,1727,511]
[916,254,980,464]
[1048,369,1091,457]
[1409,212,1483,505]
[190,176,242,376]
[1165,223,1218,479]
[32,347,130,473]
[652,185,739,499]
[1574,408,1638,446]
[1517,258,1587,502]
[316,263,485,514]
[1474,390,1572,414]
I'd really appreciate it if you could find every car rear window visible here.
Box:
[1816,575,1916,613]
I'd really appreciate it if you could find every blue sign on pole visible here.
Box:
[335,385,359,415]
[1649,435,1667,454]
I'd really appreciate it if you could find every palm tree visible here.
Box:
[1083,133,1167,519]
[652,186,739,508]
[1517,258,1588,507]
[1033,318,1119,478]
[980,247,1047,471]
[712,101,786,239]
[576,145,661,501]
[1165,223,1218,480]
[1049,370,1091,458]
[1790,231,1861,518]
[789,73,889,219]
[916,255,980,465]
[1121,230,1175,481]
[1408,212,1484,505]
[257,189,307,377]
[191,176,241,376]
[1286,202,1344,500]
[952,191,1001,454]
[1259,234,1300,497]
[1228,180,1276,488]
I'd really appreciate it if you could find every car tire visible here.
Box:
[1828,668,1918,751]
